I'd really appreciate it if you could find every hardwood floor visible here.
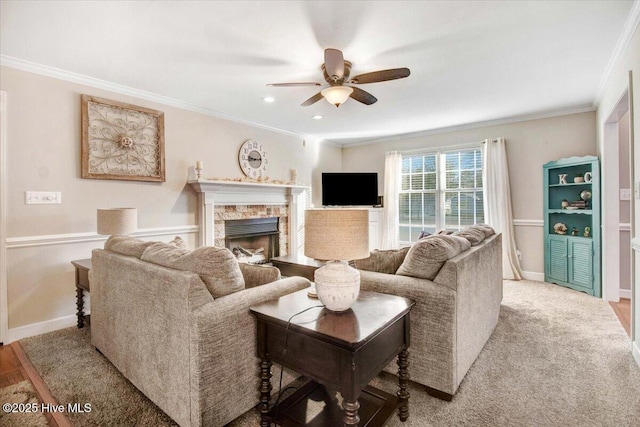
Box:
[610,298,631,337]
[0,343,28,388]
[0,342,71,427]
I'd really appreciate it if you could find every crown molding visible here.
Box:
[334,105,596,148]
[594,0,640,106]
[0,55,317,143]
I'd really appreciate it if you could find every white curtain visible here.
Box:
[381,151,402,249]
[482,138,524,280]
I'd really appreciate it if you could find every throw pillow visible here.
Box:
[472,224,496,238]
[104,235,153,259]
[396,235,471,281]
[354,247,410,274]
[141,243,245,298]
[454,227,486,246]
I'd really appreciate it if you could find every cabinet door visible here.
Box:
[548,237,568,282]
[569,240,593,288]
[368,209,382,251]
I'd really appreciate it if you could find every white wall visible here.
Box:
[342,112,597,278]
[619,110,632,295]
[0,66,341,339]
[595,16,640,365]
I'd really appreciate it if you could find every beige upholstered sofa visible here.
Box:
[90,236,310,427]
[355,226,502,399]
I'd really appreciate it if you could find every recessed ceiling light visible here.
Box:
[312,115,323,120]
[262,96,275,103]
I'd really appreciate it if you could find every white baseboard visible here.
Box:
[7,314,77,343]
[619,289,632,299]
[522,271,545,282]
[633,341,640,369]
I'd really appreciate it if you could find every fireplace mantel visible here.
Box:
[188,179,310,247]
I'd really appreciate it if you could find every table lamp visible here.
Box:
[304,209,369,311]
[97,208,138,235]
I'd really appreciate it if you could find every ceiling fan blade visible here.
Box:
[301,92,324,107]
[267,82,322,87]
[350,68,410,84]
[349,87,377,105]
[324,48,345,80]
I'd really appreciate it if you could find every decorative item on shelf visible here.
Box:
[573,173,584,183]
[584,226,591,238]
[195,160,203,179]
[584,171,593,183]
[570,200,586,209]
[558,174,568,185]
[81,95,165,182]
[561,199,570,209]
[305,209,370,311]
[97,208,137,236]
[553,222,568,235]
[571,227,579,236]
[290,168,298,184]
[580,190,592,200]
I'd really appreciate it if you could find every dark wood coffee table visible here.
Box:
[250,289,414,427]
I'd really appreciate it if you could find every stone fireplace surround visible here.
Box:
[188,180,309,255]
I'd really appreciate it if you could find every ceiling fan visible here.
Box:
[267,48,410,108]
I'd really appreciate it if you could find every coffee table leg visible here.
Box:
[342,398,360,426]
[76,287,84,329]
[397,349,410,421]
[258,358,272,427]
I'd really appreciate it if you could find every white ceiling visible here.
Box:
[0,1,636,145]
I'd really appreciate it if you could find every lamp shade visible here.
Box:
[321,86,353,107]
[97,208,137,235]
[304,209,369,261]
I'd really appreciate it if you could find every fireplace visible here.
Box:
[225,217,280,264]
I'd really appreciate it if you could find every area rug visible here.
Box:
[17,280,640,426]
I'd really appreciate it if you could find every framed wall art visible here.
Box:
[81,95,165,182]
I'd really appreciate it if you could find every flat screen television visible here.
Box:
[322,172,379,206]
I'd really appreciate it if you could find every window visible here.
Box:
[399,147,484,244]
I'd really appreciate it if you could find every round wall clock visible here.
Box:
[238,139,268,179]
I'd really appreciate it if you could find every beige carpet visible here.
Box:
[17,280,640,426]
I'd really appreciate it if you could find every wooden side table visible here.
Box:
[71,258,92,328]
[250,289,414,426]
[270,254,324,281]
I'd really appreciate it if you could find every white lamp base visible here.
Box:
[314,261,360,311]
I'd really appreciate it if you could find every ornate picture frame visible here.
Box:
[81,95,165,182]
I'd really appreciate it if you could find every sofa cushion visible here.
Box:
[141,242,244,298]
[396,235,471,280]
[355,247,410,274]
[104,235,153,259]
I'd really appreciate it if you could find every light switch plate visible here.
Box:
[25,191,62,204]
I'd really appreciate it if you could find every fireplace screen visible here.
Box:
[224,217,280,264]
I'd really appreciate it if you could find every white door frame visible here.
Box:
[0,91,7,344]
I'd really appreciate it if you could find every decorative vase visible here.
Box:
[574,176,584,183]
[314,260,360,311]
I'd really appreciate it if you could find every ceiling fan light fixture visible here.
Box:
[321,86,353,107]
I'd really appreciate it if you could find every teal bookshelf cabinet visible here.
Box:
[543,156,600,297]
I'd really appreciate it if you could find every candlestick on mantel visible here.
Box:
[195,161,203,179]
